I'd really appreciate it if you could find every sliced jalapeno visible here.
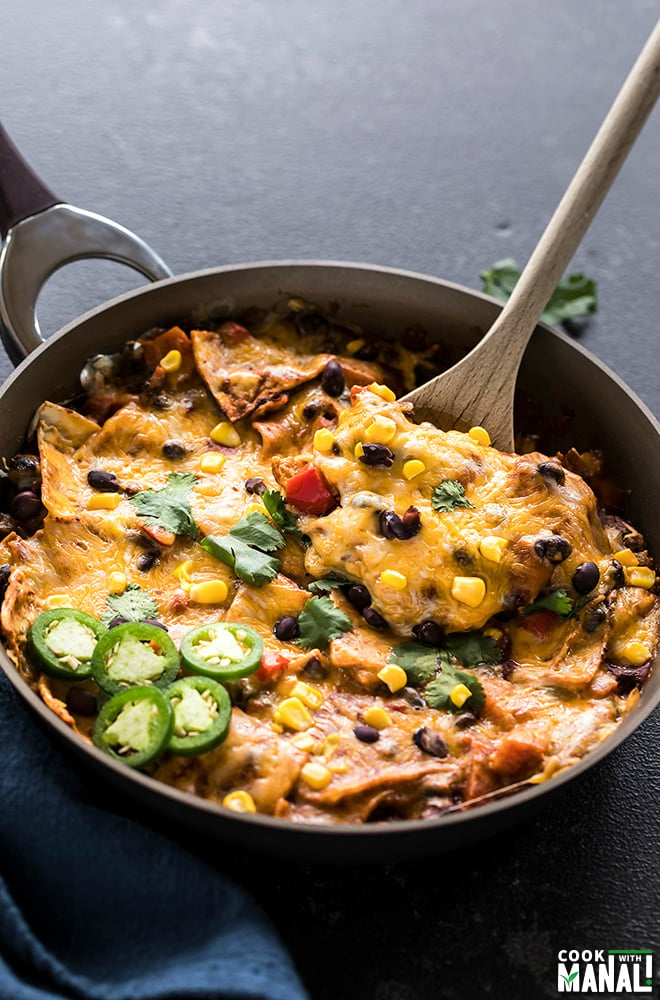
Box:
[28,608,106,681]
[93,686,173,769]
[180,622,263,680]
[165,676,232,756]
[91,622,179,695]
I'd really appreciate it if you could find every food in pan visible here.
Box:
[0,302,658,824]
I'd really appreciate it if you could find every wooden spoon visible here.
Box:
[402,19,660,451]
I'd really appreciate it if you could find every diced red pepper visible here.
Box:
[522,609,559,641]
[142,524,176,546]
[256,649,289,683]
[285,466,337,515]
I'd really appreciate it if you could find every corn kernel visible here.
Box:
[479,535,508,563]
[379,569,408,590]
[320,733,341,758]
[173,560,193,583]
[244,502,267,515]
[620,641,651,666]
[274,697,313,731]
[314,428,335,452]
[450,683,473,708]
[270,722,284,734]
[222,791,257,813]
[45,593,71,609]
[290,681,324,710]
[210,421,241,447]
[484,627,504,642]
[195,483,220,498]
[363,706,392,730]
[300,762,333,790]
[468,425,491,447]
[87,493,122,511]
[613,548,639,568]
[403,459,426,480]
[290,732,316,752]
[354,442,365,458]
[198,451,226,474]
[365,416,397,444]
[624,566,655,589]
[189,579,229,604]
[451,576,486,607]
[377,664,408,692]
[366,382,396,402]
[346,338,365,354]
[107,572,127,594]
[160,349,182,373]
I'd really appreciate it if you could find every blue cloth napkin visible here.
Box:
[0,673,308,1000]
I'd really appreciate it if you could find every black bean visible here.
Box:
[412,620,444,646]
[273,616,299,641]
[502,659,518,680]
[126,530,160,551]
[355,342,378,361]
[359,444,395,468]
[346,584,371,611]
[534,535,573,563]
[162,440,187,460]
[572,561,600,595]
[152,393,172,411]
[537,461,566,485]
[362,607,387,629]
[455,712,476,729]
[9,491,42,521]
[87,469,120,493]
[7,455,40,491]
[107,615,130,629]
[137,552,158,572]
[354,724,380,744]
[453,547,473,566]
[608,559,625,588]
[302,656,327,680]
[413,727,448,757]
[302,403,319,419]
[401,686,426,709]
[606,661,651,695]
[584,604,607,632]
[0,564,11,602]
[65,687,98,717]
[245,477,266,495]
[401,506,422,537]
[321,360,345,397]
[379,506,421,540]
[142,619,169,631]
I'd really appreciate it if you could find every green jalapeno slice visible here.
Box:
[29,608,106,681]
[93,686,173,768]
[180,622,263,680]
[165,676,232,756]
[91,622,180,696]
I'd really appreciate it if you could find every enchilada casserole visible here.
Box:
[0,302,657,824]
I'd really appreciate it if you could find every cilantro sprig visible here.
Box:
[388,629,498,713]
[101,584,159,626]
[130,473,198,538]
[431,480,474,513]
[296,595,352,650]
[525,588,573,617]
[308,574,348,595]
[480,258,597,328]
[201,511,284,586]
[262,489,303,540]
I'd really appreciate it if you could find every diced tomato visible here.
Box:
[218,321,251,345]
[256,649,289,683]
[285,466,337,515]
[521,609,559,641]
[142,524,176,546]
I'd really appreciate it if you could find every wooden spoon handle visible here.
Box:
[405,18,660,449]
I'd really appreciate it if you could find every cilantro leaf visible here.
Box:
[525,588,573,618]
[480,258,597,328]
[201,534,280,586]
[200,510,285,586]
[229,511,284,552]
[130,473,198,538]
[262,489,303,539]
[296,595,352,650]
[388,642,440,686]
[101,584,159,625]
[308,574,348,595]
[445,631,502,668]
[425,663,486,713]
[431,480,474,513]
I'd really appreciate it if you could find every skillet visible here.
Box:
[0,125,658,863]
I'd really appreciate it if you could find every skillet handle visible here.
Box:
[0,123,173,364]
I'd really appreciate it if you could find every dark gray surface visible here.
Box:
[1,2,658,998]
